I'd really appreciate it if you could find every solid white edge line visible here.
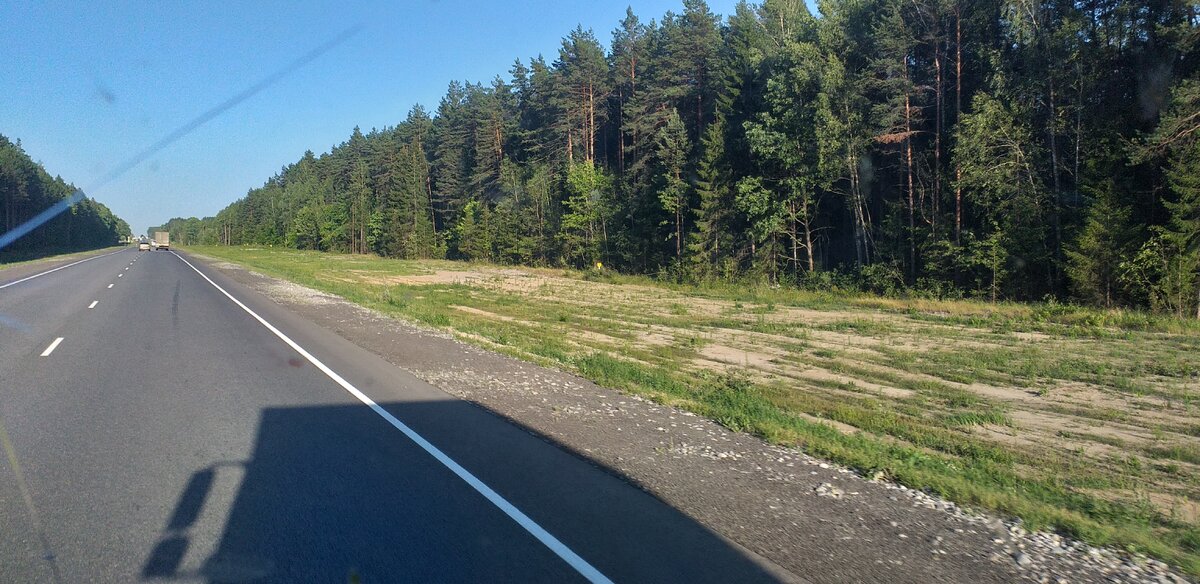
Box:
[40,337,63,357]
[0,249,126,290]
[88,300,98,309]
[170,251,612,584]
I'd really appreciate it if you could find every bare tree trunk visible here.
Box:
[789,201,800,274]
[587,81,595,164]
[1047,81,1063,284]
[849,151,864,266]
[934,41,943,238]
[849,149,870,266]
[426,175,437,236]
[496,123,504,170]
[954,4,963,247]
[1074,60,1083,212]
[675,176,683,260]
[991,259,998,303]
[804,218,815,272]
[770,233,778,283]
[616,88,625,174]
[904,55,916,280]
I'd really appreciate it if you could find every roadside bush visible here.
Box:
[653,261,695,285]
[857,262,906,297]
[911,277,966,300]
[582,266,617,283]
[797,268,856,293]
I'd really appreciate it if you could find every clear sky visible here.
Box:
[2,0,750,235]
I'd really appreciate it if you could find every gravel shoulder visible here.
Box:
[196,253,1194,584]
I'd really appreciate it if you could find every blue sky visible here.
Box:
[2,0,752,235]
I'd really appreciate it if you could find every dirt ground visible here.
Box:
[358,262,1200,525]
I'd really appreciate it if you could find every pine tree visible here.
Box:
[455,199,493,261]
[431,81,472,231]
[553,27,611,165]
[1066,182,1136,307]
[349,159,372,254]
[469,78,517,202]
[1159,136,1200,319]
[656,108,690,260]
[870,0,922,280]
[610,8,648,175]
[689,115,734,277]
[673,0,723,140]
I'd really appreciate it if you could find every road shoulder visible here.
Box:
[0,247,126,282]
[188,251,1191,584]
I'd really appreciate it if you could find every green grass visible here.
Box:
[0,245,124,271]
[183,245,1200,575]
[1145,445,1200,466]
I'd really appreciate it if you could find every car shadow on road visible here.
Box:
[141,400,792,583]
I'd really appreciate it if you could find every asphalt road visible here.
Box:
[0,248,796,583]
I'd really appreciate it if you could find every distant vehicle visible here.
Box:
[139,242,150,251]
[153,231,170,251]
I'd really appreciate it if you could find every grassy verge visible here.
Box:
[187,245,1200,575]
[0,246,124,271]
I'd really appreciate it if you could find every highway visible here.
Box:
[0,248,793,583]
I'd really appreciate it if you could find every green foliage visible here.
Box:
[857,262,905,297]
[689,114,736,279]
[656,109,691,260]
[287,204,324,250]
[1125,78,1200,318]
[560,161,614,267]
[1124,234,1199,317]
[735,175,784,278]
[1159,141,1200,319]
[151,0,1200,322]
[1066,183,1137,307]
[0,134,128,256]
[454,199,492,261]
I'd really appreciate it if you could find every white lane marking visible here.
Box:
[118,274,123,278]
[88,300,98,309]
[171,252,612,584]
[107,284,114,289]
[0,249,126,290]
[40,338,63,357]
[124,267,129,271]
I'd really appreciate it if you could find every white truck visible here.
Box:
[153,231,170,251]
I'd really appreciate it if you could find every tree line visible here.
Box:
[157,0,1200,316]
[0,134,131,257]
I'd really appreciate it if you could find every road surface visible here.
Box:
[0,248,795,583]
